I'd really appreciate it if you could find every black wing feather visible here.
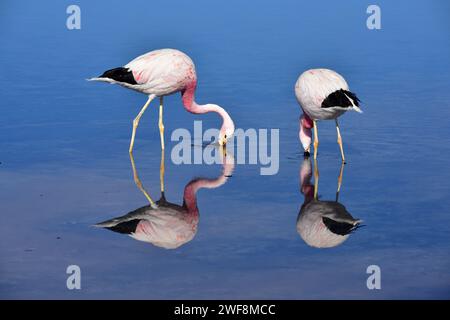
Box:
[322,89,360,109]
[104,219,140,235]
[322,217,359,236]
[99,67,137,85]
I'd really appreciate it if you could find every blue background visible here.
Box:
[0,0,449,298]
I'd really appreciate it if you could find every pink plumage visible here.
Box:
[295,68,362,161]
[89,48,235,151]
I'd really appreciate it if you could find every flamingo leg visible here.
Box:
[160,147,165,195]
[313,158,319,200]
[335,119,346,162]
[158,96,165,150]
[313,120,319,160]
[129,94,156,153]
[129,152,157,208]
[336,161,345,202]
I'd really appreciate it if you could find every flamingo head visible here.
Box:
[218,113,235,146]
[299,114,313,152]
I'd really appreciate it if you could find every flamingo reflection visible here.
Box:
[297,157,362,248]
[96,148,234,249]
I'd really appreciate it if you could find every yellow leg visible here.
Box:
[313,120,319,160]
[160,147,165,194]
[336,161,345,201]
[159,97,165,150]
[335,119,345,163]
[129,152,157,208]
[129,94,156,154]
[313,158,319,200]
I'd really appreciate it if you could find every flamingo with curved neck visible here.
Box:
[182,81,235,146]
[299,113,313,154]
[89,48,235,152]
[295,68,362,161]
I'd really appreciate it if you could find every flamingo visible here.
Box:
[297,156,362,248]
[295,69,362,162]
[89,49,235,153]
[95,149,234,249]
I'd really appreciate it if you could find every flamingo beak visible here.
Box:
[218,134,228,146]
[218,137,226,146]
[304,150,310,157]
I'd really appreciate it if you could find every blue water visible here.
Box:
[1,0,450,299]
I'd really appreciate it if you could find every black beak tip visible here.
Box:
[303,151,310,158]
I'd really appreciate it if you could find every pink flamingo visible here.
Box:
[295,69,362,162]
[89,49,235,153]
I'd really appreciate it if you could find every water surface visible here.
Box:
[1,0,449,299]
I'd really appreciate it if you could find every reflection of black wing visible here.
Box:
[95,205,153,234]
[322,89,360,109]
[105,219,140,235]
[322,201,361,235]
[322,216,359,236]
[95,196,185,235]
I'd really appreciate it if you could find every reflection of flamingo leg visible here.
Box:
[313,158,319,200]
[129,153,158,208]
[160,148,165,195]
[336,162,345,202]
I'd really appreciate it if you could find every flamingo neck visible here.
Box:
[182,176,228,214]
[299,113,313,151]
[301,113,313,129]
[182,83,234,134]
[300,158,314,203]
[182,161,234,213]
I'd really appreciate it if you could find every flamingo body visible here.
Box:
[295,68,361,120]
[295,68,362,160]
[89,48,234,150]
[95,197,198,250]
[93,49,197,96]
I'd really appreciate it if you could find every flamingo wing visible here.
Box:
[321,89,360,109]
[125,49,197,96]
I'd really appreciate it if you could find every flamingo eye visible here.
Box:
[224,134,227,139]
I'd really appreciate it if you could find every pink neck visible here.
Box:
[182,160,234,213]
[183,175,229,214]
[299,113,313,148]
[300,158,314,202]
[182,82,234,133]
[301,113,313,129]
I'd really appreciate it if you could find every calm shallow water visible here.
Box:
[1,0,450,299]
